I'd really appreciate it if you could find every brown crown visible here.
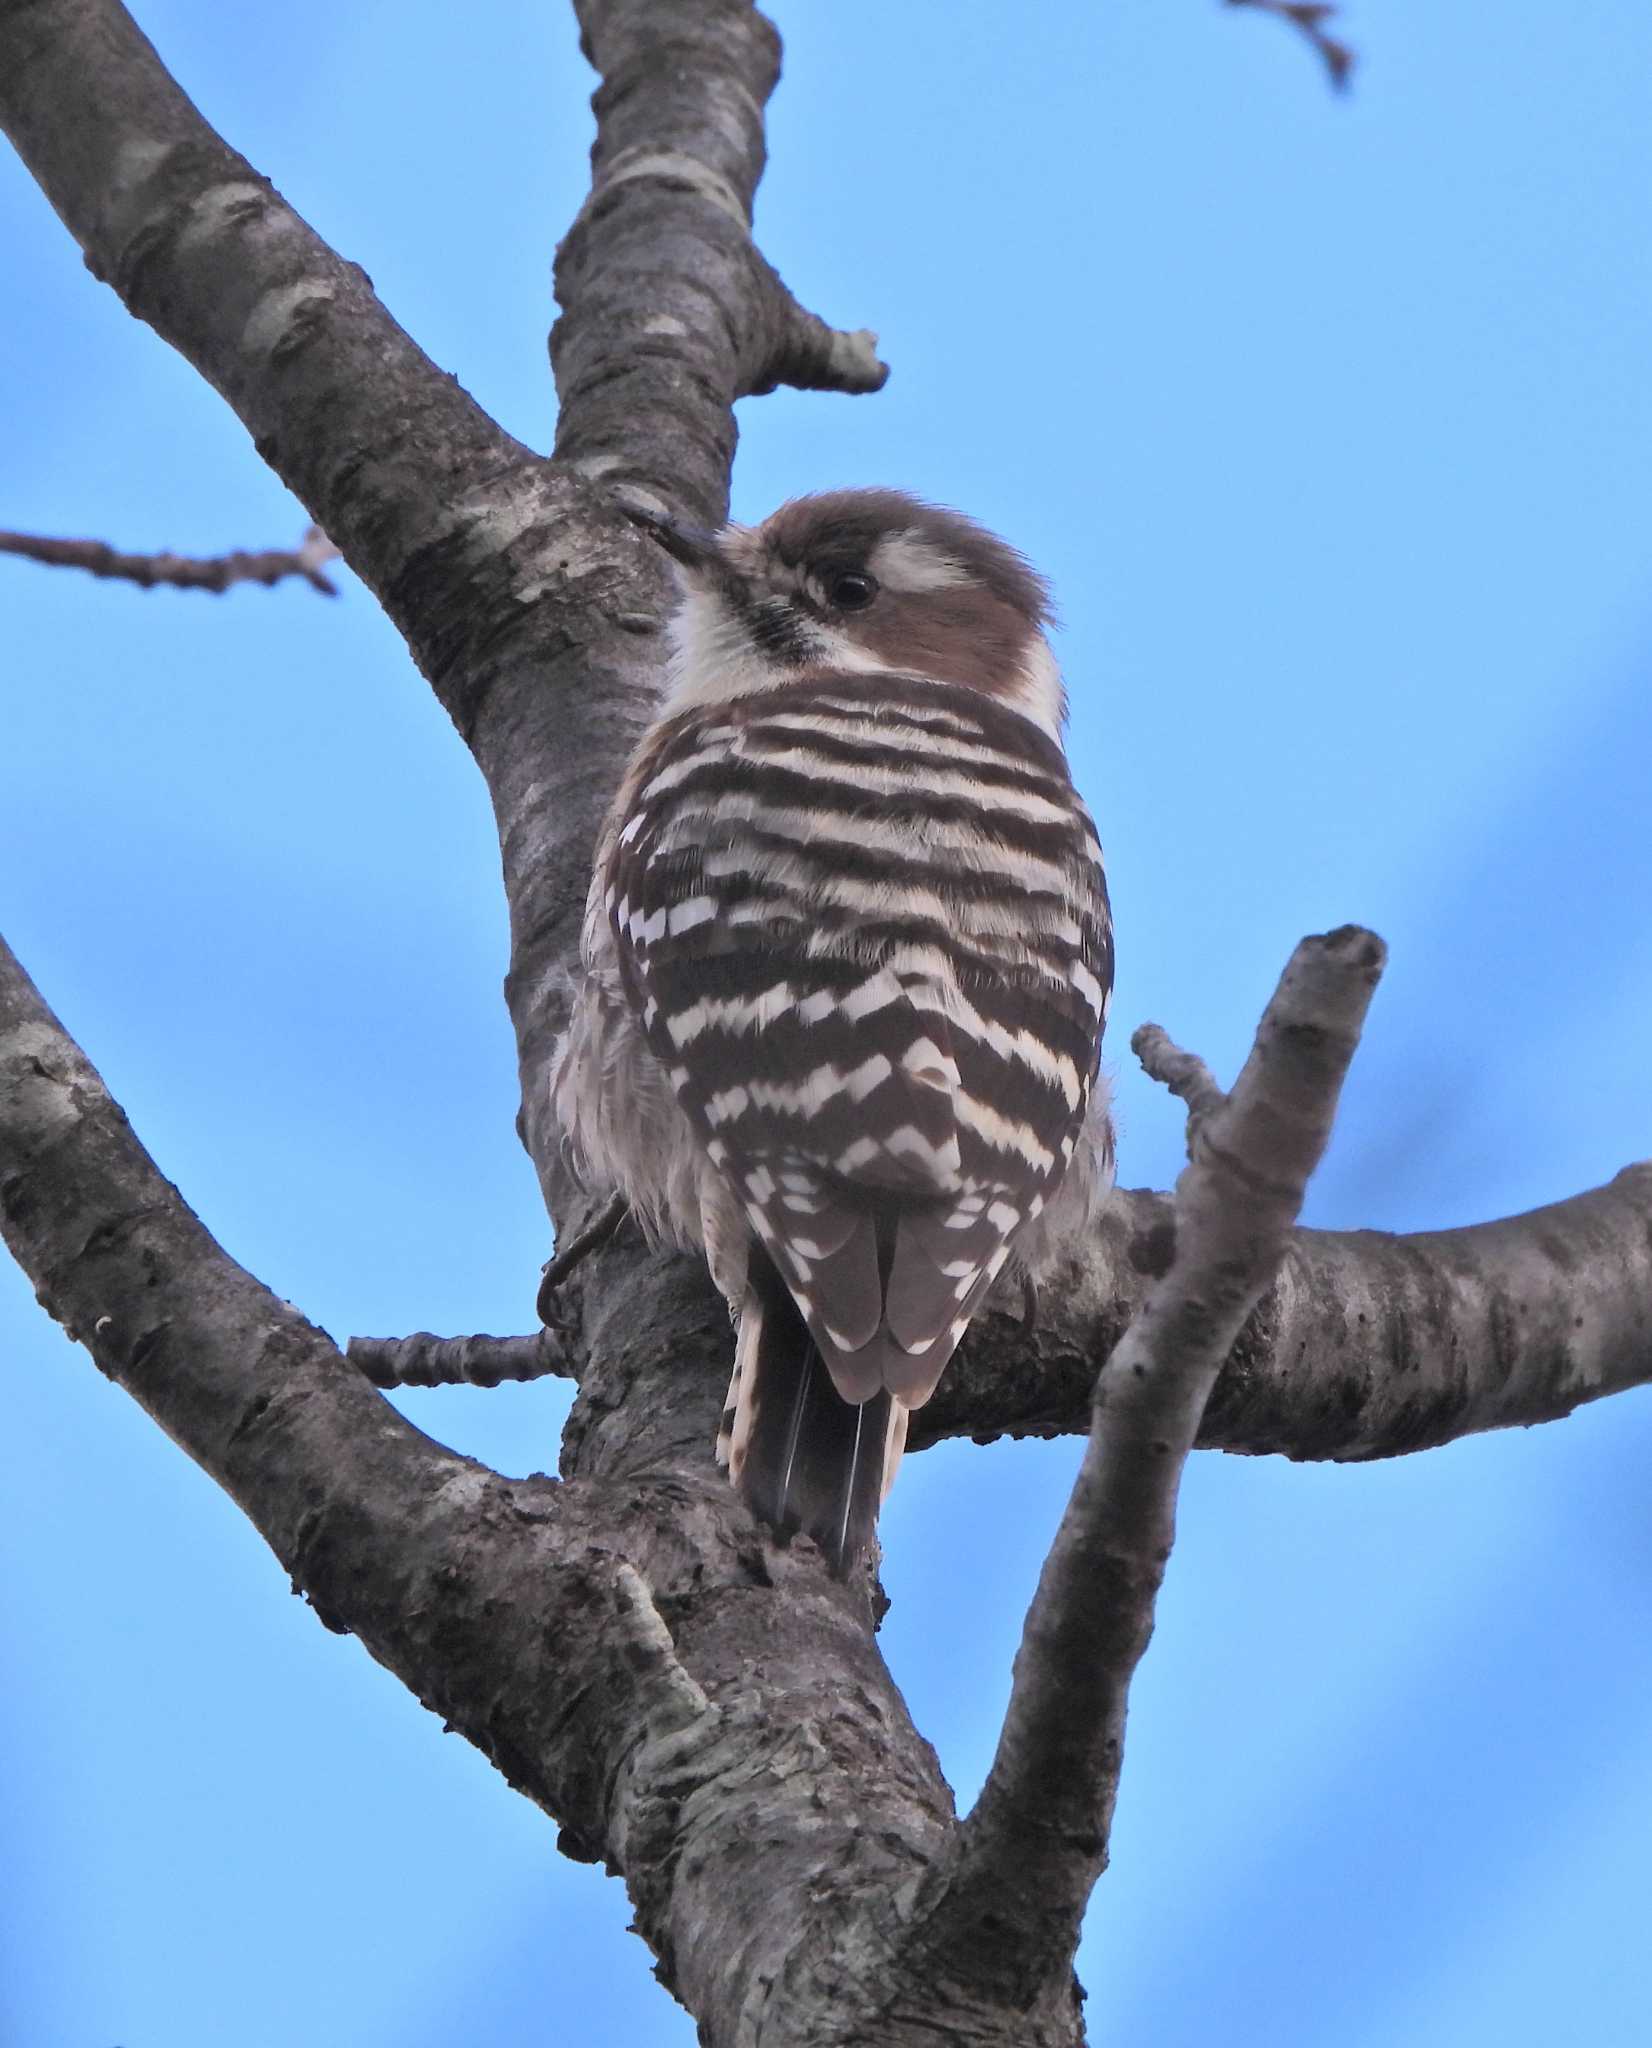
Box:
[753,489,1054,628]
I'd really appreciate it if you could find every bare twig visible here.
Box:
[0,524,341,595]
[0,0,552,654]
[756,289,888,398]
[915,926,1385,2006]
[1131,1020,1228,1154]
[347,1328,580,1388]
[1225,0,1356,89]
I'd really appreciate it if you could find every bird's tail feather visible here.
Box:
[719,1247,896,1574]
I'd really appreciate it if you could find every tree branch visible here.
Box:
[757,290,886,399]
[0,925,568,1699]
[923,1164,1652,1462]
[0,0,552,638]
[1131,1020,1227,1151]
[3,14,958,2037]
[13,4,1629,2041]
[1225,0,1356,89]
[0,0,717,1240]
[536,1190,630,1320]
[552,0,889,529]
[0,0,888,1241]
[0,929,967,2048]
[911,926,1385,2006]
[347,1328,581,1388]
[390,1150,1652,1466]
[0,523,340,595]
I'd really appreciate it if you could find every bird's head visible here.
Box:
[633,488,1065,736]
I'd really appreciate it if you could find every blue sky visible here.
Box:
[4,2,1652,2042]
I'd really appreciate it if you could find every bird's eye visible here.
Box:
[825,570,878,612]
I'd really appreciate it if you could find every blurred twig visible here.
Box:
[0,523,341,595]
[1225,0,1356,90]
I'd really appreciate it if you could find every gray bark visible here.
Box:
[2,2,1648,2042]
[924,1165,1652,1461]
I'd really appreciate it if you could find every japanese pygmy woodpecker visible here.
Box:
[551,490,1114,1572]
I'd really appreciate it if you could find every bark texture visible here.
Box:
[2,2,1647,2044]
[924,1166,1652,1460]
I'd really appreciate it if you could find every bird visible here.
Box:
[550,489,1114,1573]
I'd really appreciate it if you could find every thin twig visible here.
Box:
[347,1328,580,1389]
[1225,0,1356,90]
[0,524,341,595]
[913,925,1385,2006]
[1132,1020,1228,1156]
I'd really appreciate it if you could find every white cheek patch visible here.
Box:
[805,623,894,674]
[868,530,970,592]
[662,585,818,708]
[1004,635,1066,739]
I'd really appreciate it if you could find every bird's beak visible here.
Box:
[626,504,720,576]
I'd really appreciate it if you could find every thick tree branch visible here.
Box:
[0,931,972,2047]
[910,926,1385,2007]
[4,14,949,2038]
[552,0,888,530]
[925,1166,1652,1461]
[0,928,605,1769]
[0,0,678,1061]
[0,523,339,595]
[398,1150,1652,1465]
[0,0,888,1242]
